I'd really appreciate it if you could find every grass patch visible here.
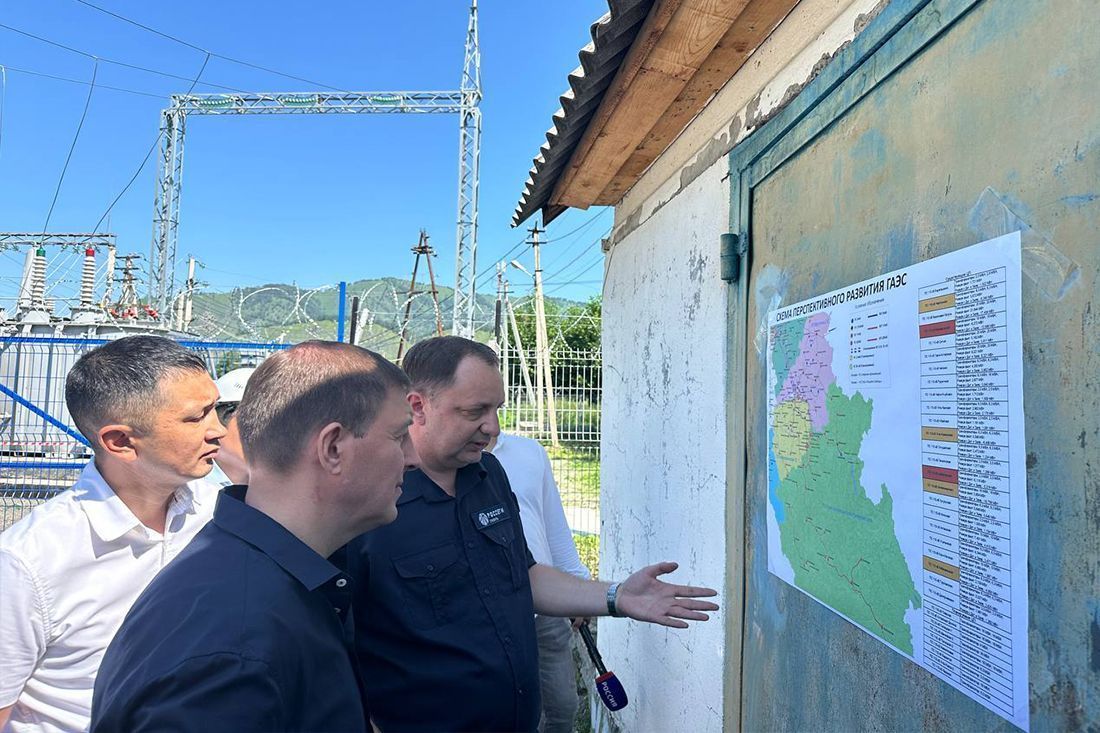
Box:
[573,532,599,578]
[548,444,600,511]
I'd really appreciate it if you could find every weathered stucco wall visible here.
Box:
[598,2,886,731]
[600,160,729,733]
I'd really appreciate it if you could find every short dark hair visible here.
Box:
[401,336,498,394]
[236,341,410,472]
[65,335,209,442]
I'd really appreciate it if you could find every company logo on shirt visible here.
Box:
[474,504,508,528]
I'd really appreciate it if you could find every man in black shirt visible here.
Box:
[350,337,718,732]
[91,341,418,733]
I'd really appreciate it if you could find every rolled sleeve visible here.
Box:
[91,653,283,733]
[0,549,48,706]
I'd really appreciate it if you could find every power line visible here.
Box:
[87,53,211,237]
[0,66,6,166]
[542,215,606,271]
[545,257,605,295]
[0,62,167,99]
[539,228,608,283]
[42,58,98,233]
[469,208,609,295]
[0,22,253,94]
[72,0,348,92]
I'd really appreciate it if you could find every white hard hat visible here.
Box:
[214,367,256,404]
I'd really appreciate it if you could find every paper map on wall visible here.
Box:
[766,233,1028,730]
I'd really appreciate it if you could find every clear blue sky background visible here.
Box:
[0,0,611,307]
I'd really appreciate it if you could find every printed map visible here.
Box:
[769,312,920,653]
[764,235,1029,730]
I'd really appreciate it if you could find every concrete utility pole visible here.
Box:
[529,225,559,447]
[495,263,510,399]
[175,256,197,331]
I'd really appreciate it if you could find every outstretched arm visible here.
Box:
[529,561,718,628]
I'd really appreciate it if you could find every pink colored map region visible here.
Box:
[776,312,836,430]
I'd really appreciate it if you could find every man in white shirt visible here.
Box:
[0,335,226,733]
[489,432,590,733]
[207,367,256,487]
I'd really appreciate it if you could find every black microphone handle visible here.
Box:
[577,620,608,676]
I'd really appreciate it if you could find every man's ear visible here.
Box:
[97,424,139,462]
[315,422,345,475]
[407,391,428,425]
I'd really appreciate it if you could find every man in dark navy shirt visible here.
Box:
[350,337,719,732]
[91,341,418,733]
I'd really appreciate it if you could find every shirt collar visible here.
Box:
[74,461,140,542]
[212,485,342,592]
[75,461,210,543]
[398,461,488,505]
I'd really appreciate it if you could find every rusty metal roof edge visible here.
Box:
[512,0,656,227]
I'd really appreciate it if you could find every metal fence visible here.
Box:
[0,336,288,531]
[501,344,602,567]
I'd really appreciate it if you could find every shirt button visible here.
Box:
[335,578,348,588]
[466,541,475,548]
[482,588,491,596]
[426,564,435,572]
[518,687,525,695]
[503,636,511,645]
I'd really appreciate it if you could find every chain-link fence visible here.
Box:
[500,344,602,578]
[0,336,288,531]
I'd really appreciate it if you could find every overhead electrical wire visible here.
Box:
[72,0,349,92]
[0,65,6,166]
[407,226,609,349]
[41,58,98,233]
[0,22,253,94]
[545,257,605,296]
[86,53,211,240]
[0,63,166,99]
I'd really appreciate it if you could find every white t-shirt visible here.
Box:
[0,462,220,733]
[490,433,589,580]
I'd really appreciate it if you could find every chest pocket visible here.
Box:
[392,543,467,629]
[479,520,526,592]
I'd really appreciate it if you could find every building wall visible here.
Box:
[599,1,886,730]
[601,160,729,732]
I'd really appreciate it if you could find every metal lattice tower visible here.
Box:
[453,0,482,337]
[149,3,483,333]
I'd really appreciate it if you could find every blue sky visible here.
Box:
[0,0,611,307]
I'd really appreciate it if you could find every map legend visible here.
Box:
[919,267,1015,720]
[849,302,891,387]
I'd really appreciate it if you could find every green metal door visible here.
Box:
[730,0,1098,729]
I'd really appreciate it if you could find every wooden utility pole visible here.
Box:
[397,230,445,361]
[529,225,559,446]
[506,296,537,406]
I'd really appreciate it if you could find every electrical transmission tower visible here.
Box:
[149,2,482,335]
[396,230,445,361]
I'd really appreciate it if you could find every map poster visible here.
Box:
[766,232,1028,730]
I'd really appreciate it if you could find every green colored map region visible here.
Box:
[771,319,806,397]
[773,400,811,481]
[775,383,921,654]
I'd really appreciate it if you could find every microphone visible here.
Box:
[577,620,628,711]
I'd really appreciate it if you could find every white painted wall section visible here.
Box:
[595,2,890,730]
[599,159,729,733]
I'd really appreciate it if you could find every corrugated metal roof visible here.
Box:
[512,0,656,227]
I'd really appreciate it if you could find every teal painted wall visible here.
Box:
[732,0,1098,729]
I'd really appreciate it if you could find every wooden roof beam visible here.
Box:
[549,0,746,210]
[597,0,800,204]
